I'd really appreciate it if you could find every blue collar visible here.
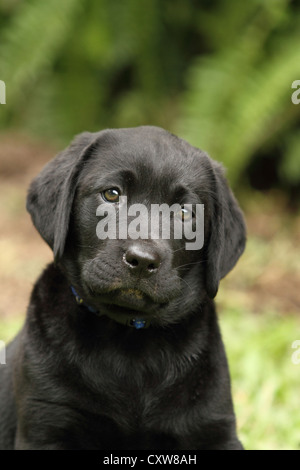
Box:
[70,286,98,313]
[70,286,150,329]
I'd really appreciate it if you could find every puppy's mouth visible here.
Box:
[96,288,163,315]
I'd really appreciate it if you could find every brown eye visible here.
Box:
[102,188,120,203]
[177,206,194,222]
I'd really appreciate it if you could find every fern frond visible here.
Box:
[177,32,300,184]
[0,0,82,107]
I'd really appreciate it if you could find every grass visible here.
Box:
[219,308,300,450]
[0,316,24,344]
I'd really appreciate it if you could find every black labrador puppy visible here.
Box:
[0,126,246,450]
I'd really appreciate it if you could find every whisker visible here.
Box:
[177,275,194,293]
[176,260,206,270]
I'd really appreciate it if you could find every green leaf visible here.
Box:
[0,0,82,107]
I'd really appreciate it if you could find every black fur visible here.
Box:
[0,126,246,450]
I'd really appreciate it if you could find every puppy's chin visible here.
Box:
[96,301,156,325]
[91,291,199,329]
[96,288,163,313]
[80,286,184,327]
[83,279,179,309]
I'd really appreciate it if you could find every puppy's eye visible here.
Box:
[102,188,120,203]
[177,206,194,222]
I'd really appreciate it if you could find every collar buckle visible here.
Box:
[129,318,147,329]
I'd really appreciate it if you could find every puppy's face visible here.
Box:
[65,130,210,327]
[27,126,246,328]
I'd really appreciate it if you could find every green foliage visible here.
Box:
[281,134,300,184]
[177,0,300,186]
[0,0,299,185]
[0,316,23,344]
[0,0,199,142]
[0,0,82,113]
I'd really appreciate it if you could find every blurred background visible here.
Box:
[0,0,299,450]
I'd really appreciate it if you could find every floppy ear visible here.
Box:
[205,161,246,299]
[26,131,99,262]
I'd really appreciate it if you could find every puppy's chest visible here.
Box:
[80,357,191,430]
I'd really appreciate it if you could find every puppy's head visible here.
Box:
[27,126,246,327]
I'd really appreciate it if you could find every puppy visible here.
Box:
[0,126,246,450]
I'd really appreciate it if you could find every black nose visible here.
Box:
[123,244,161,277]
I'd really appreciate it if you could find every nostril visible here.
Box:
[147,263,156,272]
[127,257,139,267]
